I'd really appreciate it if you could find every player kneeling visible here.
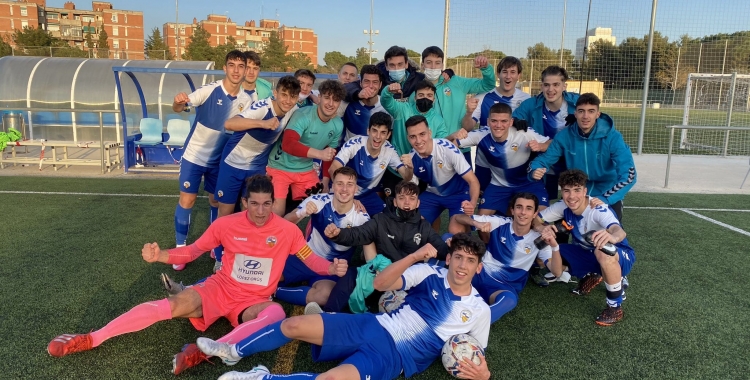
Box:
[47,175,347,375]
[196,233,492,380]
[536,169,636,326]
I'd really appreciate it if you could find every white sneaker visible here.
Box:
[544,271,574,283]
[304,302,323,315]
[172,263,186,271]
[196,337,241,366]
[218,365,270,380]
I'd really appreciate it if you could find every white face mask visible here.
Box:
[298,93,310,101]
[424,68,442,81]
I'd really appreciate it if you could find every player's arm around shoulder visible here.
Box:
[373,244,438,291]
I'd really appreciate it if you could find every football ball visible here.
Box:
[441,333,485,377]
[378,290,407,313]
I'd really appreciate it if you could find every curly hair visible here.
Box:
[318,80,346,102]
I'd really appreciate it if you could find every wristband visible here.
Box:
[551,245,560,252]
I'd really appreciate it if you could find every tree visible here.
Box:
[85,22,95,52]
[287,51,313,71]
[0,36,12,58]
[144,27,172,60]
[13,26,53,48]
[213,36,239,69]
[97,28,109,58]
[182,25,213,62]
[260,31,289,71]
[323,51,349,71]
[353,47,372,68]
[406,48,421,63]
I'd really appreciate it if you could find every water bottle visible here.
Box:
[583,230,617,256]
[534,220,572,250]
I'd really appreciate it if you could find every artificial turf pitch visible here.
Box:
[1,176,749,379]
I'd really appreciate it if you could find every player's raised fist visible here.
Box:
[466,97,479,114]
[527,140,543,152]
[461,200,476,215]
[305,201,318,216]
[532,167,546,180]
[412,243,438,262]
[359,87,378,100]
[263,117,280,130]
[452,128,469,141]
[324,223,341,238]
[173,92,189,104]
[329,258,348,277]
[142,242,160,263]
[474,56,489,69]
[400,154,413,169]
[473,221,492,233]
[319,147,337,161]
[388,83,402,95]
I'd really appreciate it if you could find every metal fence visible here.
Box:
[445,0,750,156]
[5,46,169,60]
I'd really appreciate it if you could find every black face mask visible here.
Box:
[415,98,433,113]
[396,207,418,220]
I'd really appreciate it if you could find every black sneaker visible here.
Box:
[595,306,623,326]
[528,266,549,287]
[571,273,603,296]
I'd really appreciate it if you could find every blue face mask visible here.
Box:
[389,69,406,82]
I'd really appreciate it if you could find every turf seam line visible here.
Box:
[271,305,304,374]
[0,190,207,198]
[680,209,750,237]
[625,206,750,212]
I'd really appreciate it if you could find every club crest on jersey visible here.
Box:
[266,236,277,247]
[379,161,386,169]
[328,131,334,138]
[217,190,224,198]
[414,233,422,245]
[460,309,472,323]
[183,181,191,189]
[524,244,532,254]
[217,99,223,106]
[443,87,452,96]
[437,160,444,169]
[238,104,244,112]
[346,223,353,228]
[511,143,519,152]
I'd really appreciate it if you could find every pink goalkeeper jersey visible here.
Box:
[168,212,307,299]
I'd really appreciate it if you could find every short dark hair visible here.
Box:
[359,64,382,81]
[243,174,274,200]
[421,46,444,61]
[405,115,428,131]
[558,169,588,188]
[244,51,261,66]
[294,68,316,82]
[414,80,436,94]
[489,103,512,116]
[449,233,486,260]
[497,56,522,74]
[395,180,419,196]
[384,46,408,65]
[340,62,358,72]
[369,111,393,131]
[276,75,301,96]
[332,166,357,181]
[317,80,346,102]
[576,93,601,108]
[541,65,569,82]
[509,192,539,213]
[225,50,247,65]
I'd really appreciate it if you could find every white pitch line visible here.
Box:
[0,190,207,198]
[625,206,750,212]
[681,209,750,237]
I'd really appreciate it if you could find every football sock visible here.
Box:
[489,291,518,324]
[234,321,291,358]
[274,287,311,306]
[605,281,623,307]
[217,304,286,345]
[174,204,192,246]
[90,299,172,347]
[210,205,219,224]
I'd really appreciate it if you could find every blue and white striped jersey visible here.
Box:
[221,98,298,171]
[334,136,403,196]
[541,103,569,138]
[472,215,552,293]
[539,197,628,250]
[376,264,490,377]
[243,88,259,104]
[336,97,389,141]
[410,139,472,196]
[472,88,531,126]
[458,127,549,187]
[295,194,370,260]
[182,81,254,167]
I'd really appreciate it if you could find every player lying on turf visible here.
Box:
[47,175,348,376]
[195,233,492,380]
[450,192,558,323]
[275,167,377,308]
[535,169,636,326]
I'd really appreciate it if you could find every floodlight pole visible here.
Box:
[175,0,180,60]
[560,0,567,66]
[637,0,658,155]
[443,0,450,58]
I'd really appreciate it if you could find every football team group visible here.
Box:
[47,45,637,380]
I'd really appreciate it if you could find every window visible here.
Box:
[113,39,119,49]
[10,20,14,29]
[125,40,129,49]
[48,24,59,31]
[82,15,94,23]
[124,14,127,23]
[216,25,219,33]
[179,27,185,34]
[300,32,303,39]
[170,25,175,29]
[236,30,241,36]
[125,27,127,36]
[224,25,227,33]
[21,20,28,29]
[20,6,27,16]
[9,6,13,16]
[47,13,59,20]
[112,26,118,36]
[111,13,117,22]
